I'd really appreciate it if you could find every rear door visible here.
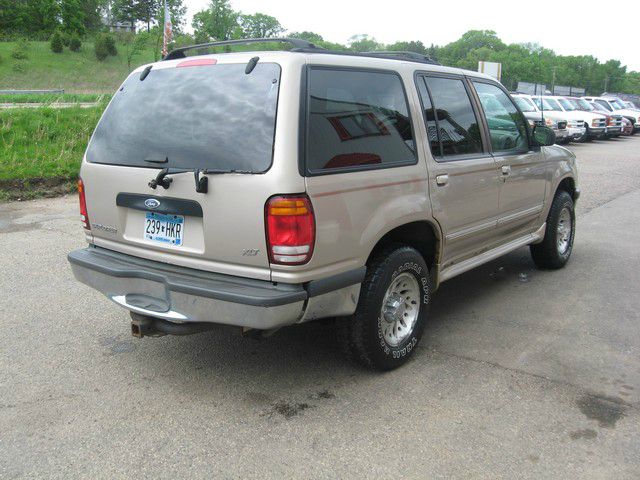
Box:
[470,80,547,238]
[416,74,500,268]
[81,60,288,280]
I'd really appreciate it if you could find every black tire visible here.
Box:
[337,245,430,370]
[530,190,575,269]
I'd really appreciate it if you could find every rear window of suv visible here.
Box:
[305,68,416,173]
[86,63,281,172]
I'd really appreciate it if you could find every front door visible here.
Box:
[471,80,547,239]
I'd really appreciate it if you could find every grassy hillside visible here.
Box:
[0,41,158,93]
[0,104,106,180]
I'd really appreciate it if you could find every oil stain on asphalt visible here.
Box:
[577,394,626,428]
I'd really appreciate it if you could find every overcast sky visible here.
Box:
[183,0,640,71]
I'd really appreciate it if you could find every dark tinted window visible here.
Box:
[306,68,416,172]
[473,82,529,153]
[416,77,440,156]
[424,77,483,157]
[86,63,281,172]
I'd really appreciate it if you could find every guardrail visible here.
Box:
[0,89,64,95]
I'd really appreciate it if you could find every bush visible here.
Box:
[94,35,109,61]
[104,34,117,56]
[60,32,71,47]
[11,38,30,60]
[50,32,64,53]
[69,34,81,52]
[12,61,26,73]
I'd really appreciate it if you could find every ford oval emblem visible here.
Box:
[145,198,160,209]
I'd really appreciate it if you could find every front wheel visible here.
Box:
[337,246,430,370]
[530,190,575,269]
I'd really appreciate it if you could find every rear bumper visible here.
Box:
[68,246,364,330]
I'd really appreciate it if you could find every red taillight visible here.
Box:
[78,178,90,230]
[265,195,315,265]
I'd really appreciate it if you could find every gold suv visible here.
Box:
[68,39,578,370]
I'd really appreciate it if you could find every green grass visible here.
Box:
[0,104,106,182]
[0,92,112,103]
[0,40,158,92]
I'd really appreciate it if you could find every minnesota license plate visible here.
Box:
[144,212,184,246]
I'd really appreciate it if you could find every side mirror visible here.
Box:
[532,124,556,146]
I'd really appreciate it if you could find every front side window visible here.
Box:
[305,68,415,172]
[474,82,528,154]
[424,76,483,157]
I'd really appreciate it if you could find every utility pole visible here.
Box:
[551,66,557,94]
[603,75,609,94]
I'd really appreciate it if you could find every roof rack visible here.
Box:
[163,38,441,66]
[163,37,324,61]
[363,51,439,65]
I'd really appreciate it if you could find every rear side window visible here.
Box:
[86,63,281,172]
[423,77,483,157]
[305,68,416,173]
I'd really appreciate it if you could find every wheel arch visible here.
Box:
[366,220,442,287]
[556,176,578,202]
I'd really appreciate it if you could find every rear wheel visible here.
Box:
[337,246,430,370]
[530,190,575,269]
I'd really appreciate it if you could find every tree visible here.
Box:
[113,0,185,33]
[50,32,63,53]
[288,31,324,43]
[192,0,239,41]
[95,33,109,60]
[238,13,283,38]
[348,34,380,52]
[60,0,86,35]
[122,31,149,69]
[386,40,427,55]
[69,34,82,52]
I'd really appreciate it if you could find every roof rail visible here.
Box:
[363,51,440,65]
[163,37,324,60]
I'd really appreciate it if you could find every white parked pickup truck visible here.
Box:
[549,96,607,140]
[512,94,571,144]
[583,96,640,133]
[531,96,587,142]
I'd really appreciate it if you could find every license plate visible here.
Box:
[144,212,184,246]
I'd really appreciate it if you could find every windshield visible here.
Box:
[514,96,536,112]
[574,98,593,111]
[595,100,613,111]
[610,99,626,110]
[591,102,608,112]
[86,63,281,172]
[557,98,576,111]
[534,97,561,111]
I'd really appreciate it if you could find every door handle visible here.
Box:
[436,174,449,186]
[501,165,511,175]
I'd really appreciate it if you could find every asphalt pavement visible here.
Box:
[1,136,639,479]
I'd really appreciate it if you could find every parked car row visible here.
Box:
[511,93,640,144]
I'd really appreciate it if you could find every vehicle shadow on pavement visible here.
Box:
[109,248,540,404]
